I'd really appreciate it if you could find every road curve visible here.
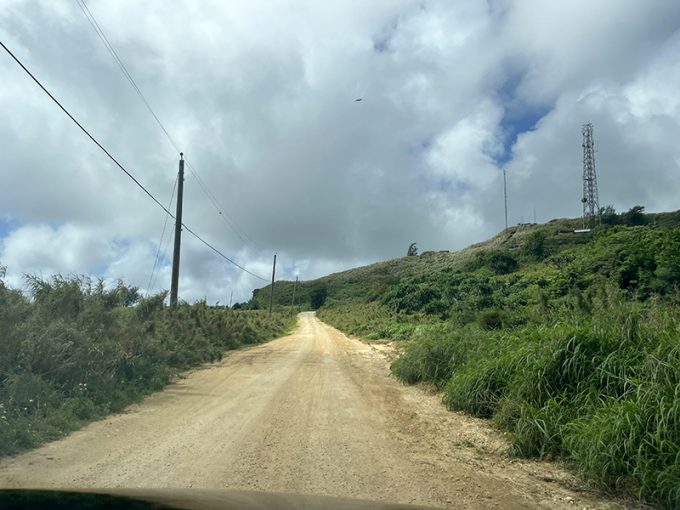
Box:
[0,313,624,509]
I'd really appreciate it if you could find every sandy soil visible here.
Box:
[0,313,633,509]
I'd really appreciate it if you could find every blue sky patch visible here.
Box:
[494,71,552,165]
[498,104,551,163]
[0,217,19,239]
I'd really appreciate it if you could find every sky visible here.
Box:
[1,0,680,304]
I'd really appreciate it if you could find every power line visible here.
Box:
[149,203,179,294]
[0,40,174,216]
[0,40,268,282]
[74,0,181,154]
[186,160,253,244]
[146,175,177,296]
[73,1,257,247]
[182,223,264,279]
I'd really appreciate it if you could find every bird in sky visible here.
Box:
[354,98,363,102]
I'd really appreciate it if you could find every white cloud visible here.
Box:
[426,100,503,189]
[1,0,680,303]
[1,223,115,288]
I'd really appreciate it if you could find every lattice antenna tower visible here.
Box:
[581,123,600,228]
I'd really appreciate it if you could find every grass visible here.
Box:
[0,273,295,458]
[300,217,680,508]
[403,294,680,507]
[317,301,426,340]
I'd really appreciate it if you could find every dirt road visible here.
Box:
[0,313,626,509]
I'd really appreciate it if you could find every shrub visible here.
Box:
[477,309,506,329]
[522,231,548,260]
[310,286,328,309]
[622,205,648,226]
[486,250,518,275]
[0,274,296,458]
[391,327,474,386]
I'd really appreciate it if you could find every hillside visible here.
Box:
[251,207,680,508]
[250,208,680,311]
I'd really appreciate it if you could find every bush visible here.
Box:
[390,290,680,507]
[486,250,518,275]
[522,231,548,260]
[477,309,506,329]
[391,326,474,387]
[0,274,296,458]
[310,286,328,309]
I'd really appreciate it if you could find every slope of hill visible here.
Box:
[251,208,680,508]
[250,208,680,311]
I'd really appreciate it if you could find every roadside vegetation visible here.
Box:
[0,270,295,458]
[307,208,680,508]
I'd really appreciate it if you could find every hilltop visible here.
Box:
[249,207,680,311]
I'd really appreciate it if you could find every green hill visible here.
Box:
[251,208,680,312]
[251,207,680,508]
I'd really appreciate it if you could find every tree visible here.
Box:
[600,205,620,226]
[309,286,328,309]
[622,205,647,226]
[407,243,418,257]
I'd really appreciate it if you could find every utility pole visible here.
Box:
[503,167,508,230]
[268,254,277,316]
[170,153,184,307]
[229,290,233,308]
[291,275,298,310]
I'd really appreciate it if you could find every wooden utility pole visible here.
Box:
[291,275,298,310]
[268,254,277,316]
[170,153,185,307]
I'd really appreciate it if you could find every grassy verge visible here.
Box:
[0,274,295,458]
[322,292,680,508]
[317,301,433,340]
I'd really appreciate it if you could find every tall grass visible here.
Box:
[317,301,426,340]
[310,224,680,507]
[0,274,295,457]
[389,291,680,507]
[391,325,476,386]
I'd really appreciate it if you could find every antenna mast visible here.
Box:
[581,123,600,228]
[503,167,508,230]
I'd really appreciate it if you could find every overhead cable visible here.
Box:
[0,40,268,282]
[74,2,257,246]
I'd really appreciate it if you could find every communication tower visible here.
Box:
[581,123,600,228]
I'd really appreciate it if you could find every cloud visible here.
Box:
[1,0,680,303]
[426,100,504,189]
[0,223,115,287]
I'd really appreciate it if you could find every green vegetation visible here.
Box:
[0,271,295,458]
[270,208,680,508]
[309,285,328,310]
